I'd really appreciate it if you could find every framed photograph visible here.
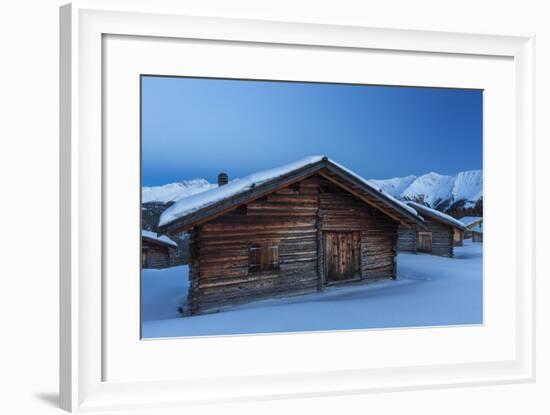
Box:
[60,2,535,412]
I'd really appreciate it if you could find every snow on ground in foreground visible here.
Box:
[141,241,482,338]
[141,265,189,322]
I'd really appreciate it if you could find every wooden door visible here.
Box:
[324,231,361,282]
[417,231,433,253]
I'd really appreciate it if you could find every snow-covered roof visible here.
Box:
[158,156,423,232]
[406,201,467,231]
[459,216,483,227]
[471,224,483,233]
[142,230,178,248]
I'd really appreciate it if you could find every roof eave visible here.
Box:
[142,235,177,249]
[410,206,467,231]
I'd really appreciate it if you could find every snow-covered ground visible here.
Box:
[141,240,482,338]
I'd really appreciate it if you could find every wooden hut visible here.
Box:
[471,224,483,242]
[398,201,467,257]
[459,216,483,239]
[141,230,178,269]
[158,156,424,315]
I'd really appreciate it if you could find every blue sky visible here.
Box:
[141,76,482,186]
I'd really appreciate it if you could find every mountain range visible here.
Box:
[369,170,483,214]
[141,169,482,231]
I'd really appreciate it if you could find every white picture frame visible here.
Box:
[60,1,535,412]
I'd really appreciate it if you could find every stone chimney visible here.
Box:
[218,172,228,186]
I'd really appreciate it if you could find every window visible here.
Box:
[249,243,280,272]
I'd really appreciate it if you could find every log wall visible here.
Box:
[397,225,417,253]
[318,187,398,281]
[472,232,483,242]
[142,241,172,269]
[186,174,400,314]
[398,221,455,257]
[424,218,454,257]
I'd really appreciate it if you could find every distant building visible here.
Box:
[142,230,178,269]
[459,216,483,239]
[398,202,467,257]
[471,224,483,242]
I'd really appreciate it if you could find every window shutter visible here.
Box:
[249,244,261,272]
[249,243,280,272]
[268,244,279,270]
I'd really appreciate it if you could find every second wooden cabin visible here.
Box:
[158,156,424,315]
[397,201,467,257]
[471,224,483,242]
[141,230,178,269]
[458,216,483,239]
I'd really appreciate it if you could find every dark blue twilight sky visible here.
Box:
[141,76,482,186]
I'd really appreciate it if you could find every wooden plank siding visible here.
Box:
[423,218,454,257]
[472,231,483,242]
[141,240,173,269]
[398,219,455,257]
[185,174,400,314]
[318,181,398,280]
[397,225,417,253]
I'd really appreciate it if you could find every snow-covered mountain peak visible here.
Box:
[451,170,483,202]
[421,171,442,179]
[368,169,482,213]
[142,179,216,204]
[368,174,416,195]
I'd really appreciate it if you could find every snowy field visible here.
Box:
[141,240,483,338]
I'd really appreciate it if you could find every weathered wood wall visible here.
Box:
[453,228,464,247]
[318,183,398,280]
[185,174,400,314]
[398,221,455,257]
[142,241,172,269]
[472,232,483,242]
[423,218,454,257]
[186,177,320,314]
[464,219,483,239]
[397,225,417,253]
